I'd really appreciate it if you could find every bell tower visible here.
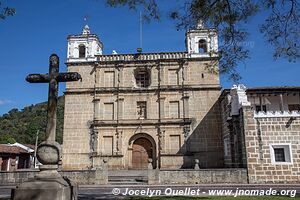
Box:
[186,20,218,58]
[67,25,103,62]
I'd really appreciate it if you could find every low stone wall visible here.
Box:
[61,170,97,185]
[149,168,248,184]
[0,168,107,186]
[0,170,38,185]
[1,168,247,185]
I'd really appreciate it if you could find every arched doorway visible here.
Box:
[132,138,153,169]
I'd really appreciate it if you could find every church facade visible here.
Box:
[62,23,224,170]
[61,23,300,183]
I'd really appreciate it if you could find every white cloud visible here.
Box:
[0,100,13,105]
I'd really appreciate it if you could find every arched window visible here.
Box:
[135,68,150,88]
[79,45,86,58]
[198,39,207,53]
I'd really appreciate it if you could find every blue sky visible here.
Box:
[0,0,299,115]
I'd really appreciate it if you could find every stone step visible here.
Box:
[109,178,147,182]
[108,181,148,185]
[108,170,147,177]
[108,179,147,183]
[108,170,149,185]
[109,176,147,180]
[108,174,148,185]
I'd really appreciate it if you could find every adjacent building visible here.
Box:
[0,143,34,171]
[220,85,300,183]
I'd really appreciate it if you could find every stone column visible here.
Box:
[118,66,123,87]
[94,99,100,120]
[194,159,200,170]
[158,97,165,119]
[148,158,153,170]
[115,130,122,155]
[94,159,108,185]
[241,105,255,184]
[91,130,99,154]
[257,94,262,112]
[117,98,124,120]
[148,158,159,185]
[279,94,284,112]
[97,68,103,87]
[158,64,164,85]
[159,130,166,154]
[182,93,189,118]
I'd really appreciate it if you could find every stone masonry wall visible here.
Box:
[219,92,232,167]
[155,169,247,184]
[243,106,300,183]
[62,64,95,170]
[0,170,101,185]
[63,58,223,170]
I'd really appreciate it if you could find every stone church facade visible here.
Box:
[62,23,224,170]
[61,23,300,184]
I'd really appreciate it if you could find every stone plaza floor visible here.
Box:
[1,184,300,200]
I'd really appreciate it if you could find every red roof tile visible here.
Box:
[0,145,30,154]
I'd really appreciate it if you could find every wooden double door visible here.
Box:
[132,138,153,169]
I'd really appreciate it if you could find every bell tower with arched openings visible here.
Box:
[186,20,218,58]
[67,24,103,62]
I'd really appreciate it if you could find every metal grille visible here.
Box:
[255,105,267,112]
[136,70,150,88]
[274,148,285,162]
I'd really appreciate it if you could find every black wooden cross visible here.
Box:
[26,54,81,142]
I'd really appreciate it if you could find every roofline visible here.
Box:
[218,89,230,102]
[97,51,188,57]
[67,34,100,39]
[220,89,230,97]
[186,28,217,34]
[96,51,219,63]
[246,86,300,94]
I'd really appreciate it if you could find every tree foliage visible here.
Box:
[0,134,16,144]
[106,0,300,81]
[0,1,15,20]
[107,0,160,21]
[0,96,65,145]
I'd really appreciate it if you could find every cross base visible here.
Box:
[11,175,78,200]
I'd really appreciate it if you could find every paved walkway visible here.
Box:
[1,184,300,200]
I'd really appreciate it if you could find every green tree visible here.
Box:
[0,134,16,144]
[0,96,65,145]
[106,0,300,81]
[0,1,15,20]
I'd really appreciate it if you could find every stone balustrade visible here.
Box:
[97,52,189,62]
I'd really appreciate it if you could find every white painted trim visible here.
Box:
[7,158,10,171]
[254,111,300,118]
[269,143,293,165]
[10,143,34,153]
